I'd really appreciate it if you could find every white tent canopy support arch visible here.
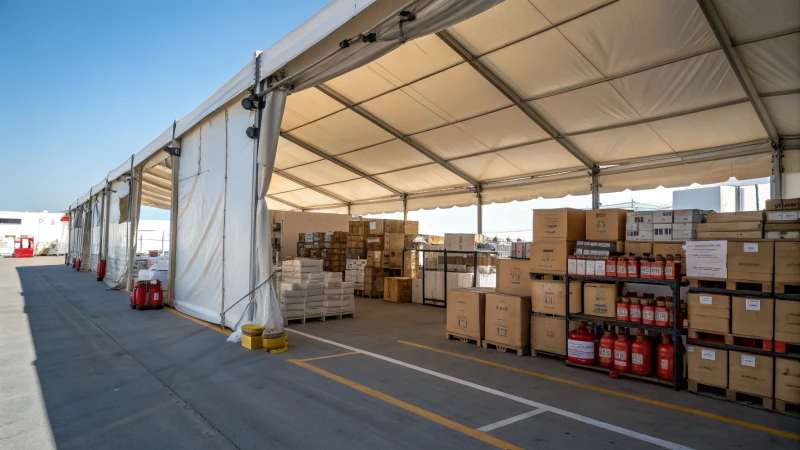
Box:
[65,0,800,327]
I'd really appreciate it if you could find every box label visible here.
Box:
[699,295,713,305]
[370,222,377,230]
[701,349,715,361]
[745,299,761,311]
[785,211,799,220]
[367,237,380,243]
[743,243,759,253]
[741,355,756,367]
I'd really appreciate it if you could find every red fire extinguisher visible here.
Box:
[599,329,615,368]
[616,297,630,322]
[130,281,148,310]
[614,328,631,373]
[631,329,651,376]
[657,333,674,381]
[568,323,595,365]
[96,259,106,282]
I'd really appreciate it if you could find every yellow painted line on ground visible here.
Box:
[289,358,522,450]
[398,340,800,441]
[165,306,232,336]
[297,351,360,362]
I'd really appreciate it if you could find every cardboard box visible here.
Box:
[687,345,728,388]
[529,241,576,275]
[446,289,486,339]
[775,358,800,403]
[424,272,474,301]
[384,277,412,302]
[366,236,385,251]
[727,241,773,282]
[729,351,773,398]
[444,233,481,251]
[687,293,731,333]
[582,283,617,318]
[366,250,384,268]
[673,230,697,240]
[766,231,800,240]
[653,211,674,223]
[732,296,774,339]
[531,315,578,356]
[775,241,800,284]
[766,210,800,222]
[775,300,800,344]
[496,258,532,296]
[698,231,763,239]
[707,211,764,223]
[624,242,652,257]
[585,209,628,241]
[533,208,585,242]
[369,219,404,235]
[575,241,624,258]
[767,198,800,211]
[697,222,764,232]
[531,280,581,316]
[404,221,419,235]
[673,209,707,223]
[766,223,800,231]
[652,224,672,240]
[686,240,727,279]
[412,279,423,304]
[484,293,531,348]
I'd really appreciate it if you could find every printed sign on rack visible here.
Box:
[685,240,727,279]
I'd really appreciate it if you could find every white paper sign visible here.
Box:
[701,349,716,361]
[699,295,713,305]
[741,355,756,367]
[743,243,758,253]
[745,299,761,311]
[685,240,727,279]
[784,211,799,220]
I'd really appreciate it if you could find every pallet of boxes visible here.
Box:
[529,209,587,359]
[345,220,368,295]
[685,204,800,413]
[322,231,348,276]
[361,219,402,298]
[411,235,445,304]
[297,232,323,258]
[442,234,487,345]
[280,259,325,325]
[323,271,355,320]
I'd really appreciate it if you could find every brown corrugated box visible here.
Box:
[775,300,800,344]
[775,241,800,284]
[582,283,617,318]
[529,241,576,275]
[624,241,653,257]
[496,258,532,296]
[698,231,763,239]
[531,316,578,356]
[485,293,531,348]
[384,277,412,303]
[687,345,728,388]
[729,351,773,398]
[696,222,764,232]
[706,211,765,223]
[727,241,773,282]
[775,358,800,404]
[446,288,487,340]
[531,280,581,316]
[533,208,585,242]
[767,198,800,210]
[585,209,629,241]
[687,293,730,333]
[731,296,774,339]
[404,221,419,235]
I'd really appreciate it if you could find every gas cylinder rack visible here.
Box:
[411,249,498,307]
[564,274,684,390]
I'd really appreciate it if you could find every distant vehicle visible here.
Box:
[0,237,13,257]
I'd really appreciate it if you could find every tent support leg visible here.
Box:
[476,189,483,236]
[169,150,180,307]
[591,168,600,210]
[403,195,408,224]
[772,143,783,199]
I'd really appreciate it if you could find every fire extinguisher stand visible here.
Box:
[565,273,684,391]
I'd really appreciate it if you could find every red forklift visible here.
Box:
[14,236,34,258]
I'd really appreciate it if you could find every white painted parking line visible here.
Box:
[286,328,693,450]
[476,409,548,432]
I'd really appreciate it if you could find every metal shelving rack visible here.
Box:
[413,249,498,307]
[565,274,684,390]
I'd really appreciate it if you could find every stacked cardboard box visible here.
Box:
[403,250,418,279]
[728,240,773,285]
[775,241,800,294]
[424,271,473,300]
[687,345,728,389]
[384,277,412,303]
[765,198,800,240]
[345,259,366,291]
[322,231,348,273]
[297,232,323,258]
[368,219,404,235]
[687,293,730,334]
[382,233,404,269]
[447,288,489,342]
[698,211,764,239]
[323,278,355,316]
[280,260,325,321]
[530,209,585,275]
[347,220,367,249]
[444,233,482,251]
[364,268,388,297]
[485,292,531,351]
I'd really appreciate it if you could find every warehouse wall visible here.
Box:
[270,210,349,259]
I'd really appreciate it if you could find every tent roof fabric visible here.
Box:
[70,0,798,214]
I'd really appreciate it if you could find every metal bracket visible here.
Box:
[163,147,181,157]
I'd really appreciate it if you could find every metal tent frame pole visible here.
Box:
[591,169,600,209]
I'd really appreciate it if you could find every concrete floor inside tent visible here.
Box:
[2,258,798,450]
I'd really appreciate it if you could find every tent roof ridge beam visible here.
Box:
[314,84,481,189]
[271,169,351,204]
[266,195,305,211]
[436,30,595,170]
[697,0,779,144]
[280,132,405,196]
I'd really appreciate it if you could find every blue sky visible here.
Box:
[0,0,328,216]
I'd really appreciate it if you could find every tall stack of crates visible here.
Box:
[347,220,368,260]
[297,232,323,258]
[345,259,366,291]
[280,260,325,323]
[323,231,348,274]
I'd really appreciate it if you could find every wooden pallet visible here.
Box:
[482,339,530,356]
[531,273,565,281]
[284,315,324,326]
[775,282,800,295]
[688,329,774,352]
[775,399,800,415]
[687,277,772,293]
[688,380,774,411]
[531,348,565,359]
[446,331,482,347]
[321,312,355,321]
[774,341,800,354]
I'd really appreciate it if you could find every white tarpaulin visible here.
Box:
[89,192,102,272]
[105,180,130,290]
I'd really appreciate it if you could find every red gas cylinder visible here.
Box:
[631,330,651,376]
[130,281,148,310]
[655,299,669,327]
[147,281,164,309]
[629,298,642,323]
[657,333,674,381]
[642,299,655,325]
[96,259,106,282]
[616,257,627,278]
[71,258,76,268]
[75,258,81,271]
[616,297,630,322]
[613,329,631,373]
[599,330,615,368]
[665,297,675,327]
[568,323,595,365]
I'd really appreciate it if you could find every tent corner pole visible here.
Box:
[476,189,483,236]
[169,148,180,307]
[772,143,783,199]
[591,167,600,210]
